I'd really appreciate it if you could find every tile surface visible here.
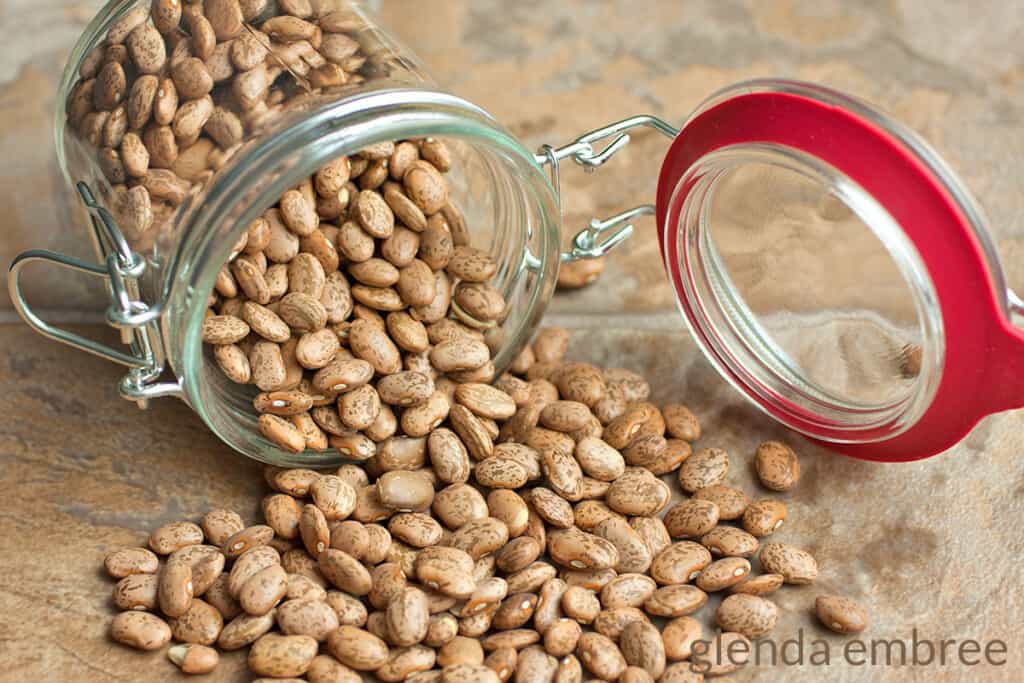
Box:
[0,1,1022,682]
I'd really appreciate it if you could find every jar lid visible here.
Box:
[655,80,1023,461]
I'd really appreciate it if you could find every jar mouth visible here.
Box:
[666,143,945,443]
[165,88,559,465]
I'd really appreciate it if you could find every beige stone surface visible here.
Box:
[0,323,1021,682]
[0,1,1022,682]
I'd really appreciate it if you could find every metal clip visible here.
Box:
[8,182,179,407]
[536,115,678,262]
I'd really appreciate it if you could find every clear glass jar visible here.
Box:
[25,0,562,466]
[11,1,1021,464]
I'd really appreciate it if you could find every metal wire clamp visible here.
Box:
[8,182,180,406]
[535,115,679,262]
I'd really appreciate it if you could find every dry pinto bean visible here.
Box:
[560,585,600,624]
[217,610,277,650]
[253,390,314,416]
[600,574,657,609]
[487,490,529,537]
[239,563,288,615]
[491,593,538,630]
[105,547,159,579]
[693,485,749,521]
[742,498,787,537]
[574,437,625,482]
[475,457,529,490]
[296,327,339,370]
[701,526,759,558]
[319,549,372,595]
[432,484,488,530]
[630,517,672,560]
[149,521,204,555]
[664,499,720,539]
[349,319,402,374]
[427,428,471,484]
[167,643,219,674]
[650,542,712,586]
[286,574,327,602]
[619,620,666,679]
[592,607,648,641]
[547,527,619,571]
[696,557,751,592]
[575,486,612,514]
[168,598,223,645]
[327,626,391,670]
[111,611,172,650]
[448,404,493,461]
[529,487,574,530]
[661,616,702,661]
[313,357,373,395]
[729,573,785,597]
[450,517,509,560]
[331,520,369,558]
[715,594,778,639]
[595,517,651,574]
[158,558,194,618]
[759,542,818,584]
[376,645,437,682]
[815,595,869,634]
[377,371,434,406]
[390,512,444,548]
[249,633,318,678]
[484,647,516,682]
[387,587,430,646]
[402,390,452,437]
[278,292,328,332]
[430,337,490,373]
[226,543,280,596]
[169,544,224,595]
[677,447,729,493]
[605,470,665,516]
[339,384,381,430]
[643,584,708,618]
[540,447,583,502]
[455,383,516,420]
[201,509,244,547]
[259,414,305,452]
[368,562,406,610]
[578,632,627,681]
[269,468,321,496]
[755,441,801,491]
[113,573,159,611]
[299,504,330,558]
[310,475,356,520]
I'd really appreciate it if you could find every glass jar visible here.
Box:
[10,1,1022,464]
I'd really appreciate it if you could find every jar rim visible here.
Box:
[165,87,560,464]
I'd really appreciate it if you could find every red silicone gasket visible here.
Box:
[656,87,1024,461]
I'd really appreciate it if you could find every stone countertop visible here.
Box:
[0,1,1022,682]
[0,324,1021,682]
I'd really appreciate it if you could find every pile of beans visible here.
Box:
[103,326,869,681]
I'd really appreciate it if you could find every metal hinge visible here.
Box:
[535,115,679,262]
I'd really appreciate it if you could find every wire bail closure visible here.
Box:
[535,115,679,262]
[8,182,181,407]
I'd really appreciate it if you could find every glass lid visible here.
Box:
[655,80,1022,460]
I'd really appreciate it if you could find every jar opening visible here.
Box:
[666,143,944,442]
[166,90,558,464]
